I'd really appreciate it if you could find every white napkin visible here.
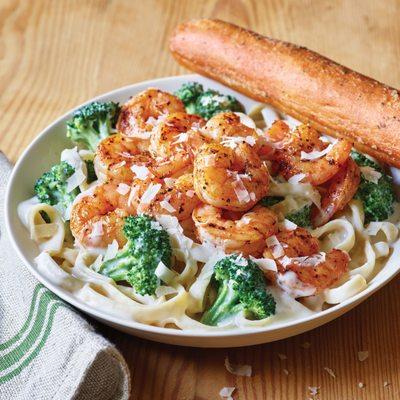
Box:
[0,153,131,400]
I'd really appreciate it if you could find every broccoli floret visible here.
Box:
[286,204,312,228]
[98,215,172,296]
[85,160,97,183]
[66,101,120,151]
[259,196,284,207]
[195,90,244,119]
[34,161,79,214]
[201,255,275,326]
[351,151,396,223]
[174,82,244,119]
[175,82,204,113]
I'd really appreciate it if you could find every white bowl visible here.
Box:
[5,74,400,347]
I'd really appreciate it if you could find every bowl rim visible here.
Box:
[5,73,400,339]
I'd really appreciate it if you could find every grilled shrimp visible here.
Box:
[193,142,270,211]
[117,88,185,137]
[70,174,200,248]
[150,112,208,160]
[203,111,258,142]
[107,174,200,221]
[94,133,152,182]
[271,123,353,185]
[142,174,201,221]
[95,133,193,182]
[312,158,360,227]
[264,228,349,290]
[70,181,137,248]
[193,204,278,257]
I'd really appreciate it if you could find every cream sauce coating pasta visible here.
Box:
[18,103,400,331]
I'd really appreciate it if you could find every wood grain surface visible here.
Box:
[1,1,400,399]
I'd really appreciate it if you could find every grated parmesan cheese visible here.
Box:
[139,183,161,206]
[234,112,257,128]
[116,183,131,195]
[308,386,319,396]
[280,219,297,231]
[266,235,285,258]
[173,132,189,144]
[360,166,382,184]
[130,165,152,180]
[288,173,307,184]
[300,140,337,160]
[112,160,126,169]
[282,253,326,268]
[219,387,235,399]
[160,196,176,213]
[104,240,119,261]
[90,221,103,237]
[232,177,251,203]
[250,256,277,272]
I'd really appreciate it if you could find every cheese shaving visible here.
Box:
[234,112,257,128]
[90,221,103,237]
[232,177,251,203]
[104,240,119,261]
[280,219,297,231]
[224,357,252,377]
[308,386,319,396]
[288,173,306,184]
[116,183,131,195]
[128,186,140,207]
[300,140,337,160]
[186,190,195,198]
[282,253,326,268]
[160,197,176,213]
[130,165,151,180]
[221,135,257,149]
[360,166,382,184]
[111,161,126,169]
[139,183,161,206]
[250,256,277,272]
[219,387,236,399]
[266,235,285,258]
[173,132,189,144]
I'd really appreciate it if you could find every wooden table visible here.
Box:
[1,1,400,398]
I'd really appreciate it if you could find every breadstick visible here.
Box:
[170,18,400,167]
